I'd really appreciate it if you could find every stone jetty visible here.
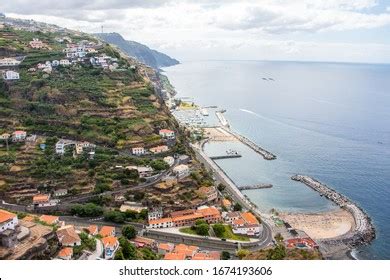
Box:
[232,132,276,160]
[291,175,375,246]
[238,184,273,190]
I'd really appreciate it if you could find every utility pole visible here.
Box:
[101,25,104,34]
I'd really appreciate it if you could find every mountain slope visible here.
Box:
[95,32,179,69]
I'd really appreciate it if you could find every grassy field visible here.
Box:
[179,225,250,241]
[217,225,250,241]
[179,227,209,236]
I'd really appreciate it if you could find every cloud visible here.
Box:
[4,0,390,63]
[213,2,390,33]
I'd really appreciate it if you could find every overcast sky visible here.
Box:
[3,0,390,63]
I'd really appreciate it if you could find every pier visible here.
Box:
[238,184,273,190]
[219,127,276,160]
[210,149,242,160]
[291,175,375,246]
[210,154,242,160]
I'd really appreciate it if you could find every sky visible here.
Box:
[2,0,390,63]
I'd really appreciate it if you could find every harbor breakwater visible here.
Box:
[218,127,277,160]
[291,175,375,247]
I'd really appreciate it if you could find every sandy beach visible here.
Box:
[279,209,355,240]
[203,127,237,142]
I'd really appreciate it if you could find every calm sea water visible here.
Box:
[163,60,390,259]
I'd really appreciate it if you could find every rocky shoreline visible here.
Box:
[291,175,376,247]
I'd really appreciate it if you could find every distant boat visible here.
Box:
[269,78,274,81]
[378,141,383,144]
[262,78,268,81]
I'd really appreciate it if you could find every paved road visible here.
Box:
[191,142,274,249]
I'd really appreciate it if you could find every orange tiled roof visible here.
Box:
[232,218,246,226]
[33,194,49,203]
[241,212,259,225]
[160,129,174,133]
[222,199,232,207]
[158,243,173,251]
[171,213,203,222]
[149,217,172,225]
[133,236,154,245]
[169,209,195,218]
[197,206,220,217]
[58,247,73,258]
[102,236,118,248]
[164,252,186,260]
[57,225,80,245]
[39,215,58,225]
[99,226,115,237]
[0,209,16,223]
[88,225,98,235]
[22,215,36,222]
[173,244,198,257]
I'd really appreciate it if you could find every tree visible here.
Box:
[114,248,125,260]
[195,223,209,236]
[237,249,250,260]
[122,225,137,240]
[274,233,284,243]
[266,244,286,260]
[150,159,169,171]
[217,183,226,192]
[119,237,137,260]
[104,210,125,223]
[212,223,226,238]
[221,251,231,260]
[70,203,103,217]
[133,191,145,201]
[233,202,243,211]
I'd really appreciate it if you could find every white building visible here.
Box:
[0,58,21,67]
[60,59,70,66]
[126,166,153,178]
[159,129,175,139]
[0,209,18,233]
[53,189,68,197]
[102,236,119,260]
[11,130,26,142]
[173,164,190,179]
[51,60,60,67]
[3,70,20,80]
[148,207,163,221]
[163,156,175,166]
[55,139,75,155]
[132,147,145,156]
[147,217,173,229]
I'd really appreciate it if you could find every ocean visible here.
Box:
[163,60,390,260]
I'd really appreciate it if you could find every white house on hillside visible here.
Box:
[3,70,19,80]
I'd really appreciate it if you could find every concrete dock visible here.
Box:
[238,184,273,190]
[291,175,375,247]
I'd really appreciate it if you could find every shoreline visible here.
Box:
[160,70,375,259]
[291,175,375,247]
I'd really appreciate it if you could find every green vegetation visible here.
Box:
[114,236,159,260]
[70,203,104,217]
[233,202,243,211]
[213,224,250,241]
[122,225,137,240]
[73,232,96,257]
[179,219,210,236]
[221,251,231,260]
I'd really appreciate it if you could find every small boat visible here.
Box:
[262,78,268,81]
[269,78,274,81]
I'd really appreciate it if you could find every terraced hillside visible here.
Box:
[0,26,184,203]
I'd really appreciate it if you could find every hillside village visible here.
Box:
[0,16,322,260]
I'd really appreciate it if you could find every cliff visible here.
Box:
[95,32,179,69]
